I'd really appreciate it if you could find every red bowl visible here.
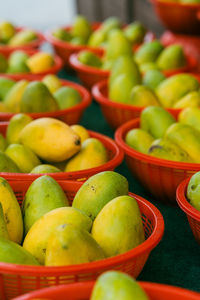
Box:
[177,177,200,244]
[115,118,200,204]
[0,190,164,300]
[150,0,200,35]
[13,281,200,300]
[0,122,124,182]
[0,49,63,80]
[0,27,44,56]
[0,76,91,124]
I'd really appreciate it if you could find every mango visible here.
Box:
[129,85,160,107]
[9,29,37,46]
[134,40,164,65]
[0,203,9,239]
[71,15,92,42]
[52,28,71,41]
[187,172,200,211]
[173,91,200,109]
[54,86,81,110]
[30,164,61,174]
[101,17,121,36]
[0,134,7,151]
[4,80,29,112]
[0,102,9,112]
[156,74,200,108]
[0,21,15,43]
[143,69,166,90]
[165,122,200,163]
[139,62,159,73]
[6,113,33,144]
[178,107,200,131]
[42,74,62,94]
[0,77,15,100]
[70,36,85,45]
[26,52,54,74]
[19,117,81,162]
[92,195,145,257]
[23,207,92,264]
[125,128,154,154]
[70,125,90,143]
[109,73,135,104]
[78,50,102,68]
[157,44,186,71]
[124,22,146,45]
[141,106,176,139]
[88,29,106,47]
[101,59,113,70]
[22,175,69,235]
[91,271,149,300]
[7,50,29,73]
[45,224,105,266]
[72,171,129,220]
[0,151,20,172]
[65,138,108,172]
[0,53,8,72]
[20,81,58,113]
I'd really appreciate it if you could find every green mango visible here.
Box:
[8,29,37,46]
[0,237,39,265]
[72,171,129,221]
[187,172,200,212]
[109,73,135,104]
[6,113,33,144]
[0,204,9,239]
[143,69,166,90]
[134,40,164,65]
[52,28,71,41]
[109,55,141,87]
[7,51,29,73]
[173,91,200,109]
[178,107,200,131]
[141,106,176,139]
[0,77,15,100]
[165,122,200,163]
[4,80,29,112]
[148,138,192,162]
[157,44,186,71]
[101,59,113,70]
[70,36,86,45]
[88,29,106,47]
[0,53,8,73]
[129,85,160,107]
[22,175,69,235]
[101,17,121,36]
[139,62,159,73]
[124,22,146,45]
[30,164,61,174]
[71,15,92,42]
[0,21,15,43]
[78,50,102,68]
[0,134,7,151]
[20,81,59,113]
[92,195,145,257]
[156,74,200,108]
[91,271,150,300]
[5,144,41,173]
[105,29,132,60]
[54,86,81,110]
[125,128,154,154]
[0,151,21,172]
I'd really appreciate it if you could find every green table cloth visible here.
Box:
[59,69,200,293]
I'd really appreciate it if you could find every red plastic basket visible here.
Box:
[115,119,200,204]
[0,122,124,182]
[0,49,63,80]
[176,177,200,245]
[13,281,200,300]
[0,190,164,299]
[0,76,91,124]
[150,0,200,35]
[0,27,44,56]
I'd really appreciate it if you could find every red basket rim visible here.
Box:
[115,118,200,170]
[150,0,200,8]
[0,192,164,275]
[176,177,200,222]
[0,125,124,180]
[0,76,91,118]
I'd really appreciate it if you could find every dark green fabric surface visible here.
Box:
[58,69,200,293]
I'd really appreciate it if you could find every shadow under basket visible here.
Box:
[0,191,164,299]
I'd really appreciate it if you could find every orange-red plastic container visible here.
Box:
[115,119,200,204]
[0,76,91,123]
[0,189,164,299]
[177,177,200,245]
[0,49,63,80]
[0,122,124,182]
[13,281,200,300]
[0,27,44,56]
[150,0,200,35]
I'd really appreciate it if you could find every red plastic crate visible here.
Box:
[115,119,200,204]
[0,76,91,124]
[177,177,200,245]
[13,281,200,300]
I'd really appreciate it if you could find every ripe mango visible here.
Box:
[72,171,129,220]
[45,224,105,266]
[30,164,61,174]
[23,207,92,264]
[19,117,81,162]
[125,128,154,154]
[70,125,89,143]
[54,86,81,110]
[0,203,9,239]
[4,80,29,112]
[42,74,62,94]
[178,107,200,131]
[22,175,69,235]
[173,91,200,109]
[129,85,160,107]
[26,52,54,74]
[92,195,145,257]
[0,21,15,43]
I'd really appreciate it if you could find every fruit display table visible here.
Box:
[58,68,200,293]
